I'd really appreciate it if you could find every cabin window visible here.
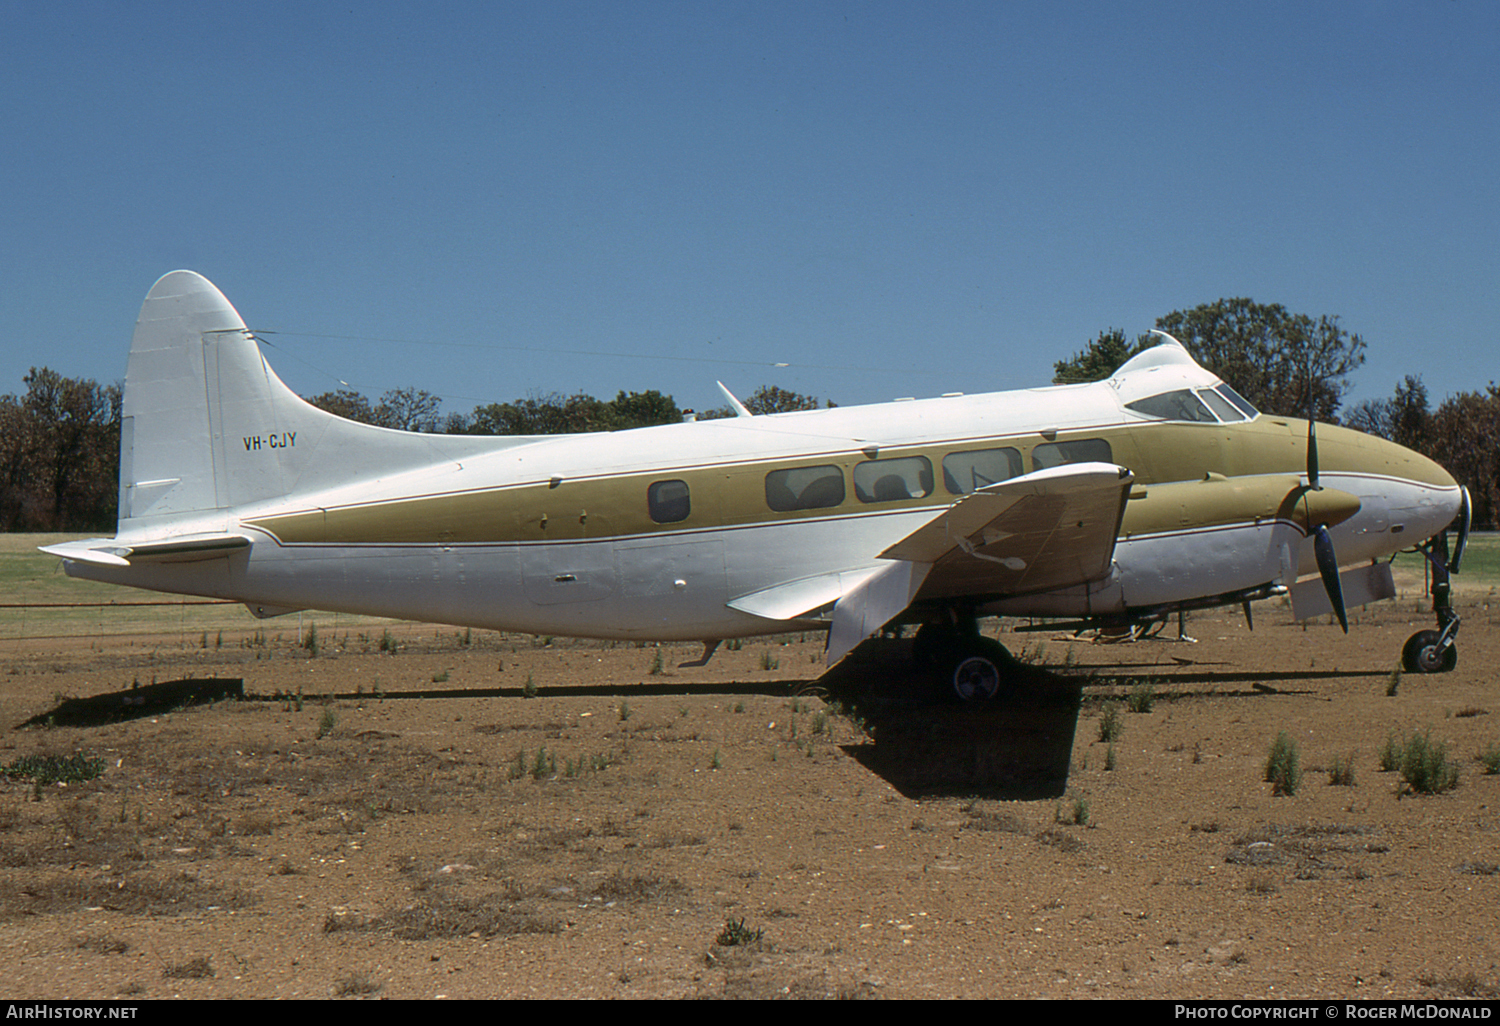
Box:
[942,448,1023,495]
[854,456,933,503]
[1215,384,1259,419]
[1197,388,1245,422]
[765,465,846,512]
[647,479,691,524]
[1124,389,1216,422]
[1032,438,1113,471]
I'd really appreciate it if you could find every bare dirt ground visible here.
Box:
[0,595,1497,1000]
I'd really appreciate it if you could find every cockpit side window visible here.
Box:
[1197,388,1244,422]
[1214,384,1259,419]
[1124,389,1217,423]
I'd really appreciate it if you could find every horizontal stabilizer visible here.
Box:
[41,534,249,567]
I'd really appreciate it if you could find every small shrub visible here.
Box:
[163,956,214,980]
[1400,731,1459,794]
[1265,732,1302,796]
[1098,702,1122,743]
[1,753,106,785]
[1480,743,1500,776]
[1126,681,1155,713]
[1328,753,1357,787]
[715,918,763,947]
[1379,732,1403,772]
[1055,793,1089,826]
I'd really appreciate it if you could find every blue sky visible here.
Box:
[3,1,1496,420]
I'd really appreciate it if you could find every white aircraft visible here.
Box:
[44,271,1469,699]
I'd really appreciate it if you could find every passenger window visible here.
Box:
[942,448,1022,495]
[1032,438,1113,471]
[647,479,691,524]
[765,465,845,512]
[854,456,933,503]
[1124,389,1216,422]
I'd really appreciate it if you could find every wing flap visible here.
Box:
[883,462,1133,602]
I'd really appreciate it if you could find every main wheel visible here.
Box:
[1402,629,1457,674]
[949,652,1001,701]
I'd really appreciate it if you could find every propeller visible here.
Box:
[1302,386,1348,632]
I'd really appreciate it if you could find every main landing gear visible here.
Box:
[1402,493,1468,674]
[912,612,1017,702]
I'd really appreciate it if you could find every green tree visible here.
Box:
[1052,328,1155,384]
[743,385,831,415]
[1154,299,1365,420]
[0,368,121,531]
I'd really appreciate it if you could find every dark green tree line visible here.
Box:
[0,368,121,532]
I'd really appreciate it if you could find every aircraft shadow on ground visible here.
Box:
[16,677,245,729]
[15,645,1363,799]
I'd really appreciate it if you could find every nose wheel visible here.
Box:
[1402,504,1465,675]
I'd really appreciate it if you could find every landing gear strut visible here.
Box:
[913,611,1015,702]
[1402,493,1468,674]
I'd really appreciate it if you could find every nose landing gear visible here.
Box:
[1402,489,1468,675]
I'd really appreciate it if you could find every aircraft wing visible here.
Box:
[885,461,1133,602]
[730,462,1134,665]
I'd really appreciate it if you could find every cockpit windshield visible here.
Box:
[1125,386,1259,424]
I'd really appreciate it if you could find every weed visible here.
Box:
[759,650,780,671]
[335,972,383,997]
[1265,732,1302,796]
[1386,665,1402,696]
[732,701,745,713]
[1379,732,1402,771]
[379,629,397,654]
[716,918,764,947]
[1098,701,1122,743]
[303,622,319,657]
[1126,680,1155,713]
[1055,793,1090,826]
[522,673,537,699]
[1328,753,1357,787]
[162,956,214,980]
[811,711,828,735]
[0,753,106,785]
[1246,871,1279,895]
[1399,731,1460,794]
[1104,744,1117,771]
[618,701,631,723]
[711,749,722,770]
[431,670,450,683]
[316,706,337,740]
[1476,742,1500,775]
[530,748,555,780]
[648,647,664,675]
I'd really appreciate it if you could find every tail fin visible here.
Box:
[119,271,521,531]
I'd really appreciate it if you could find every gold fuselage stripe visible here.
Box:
[243,417,1452,547]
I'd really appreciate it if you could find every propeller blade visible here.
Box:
[1313,524,1347,633]
[1306,418,1320,491]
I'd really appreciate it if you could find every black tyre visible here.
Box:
[949,652,1001,702]
[1401,629,1457,674]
